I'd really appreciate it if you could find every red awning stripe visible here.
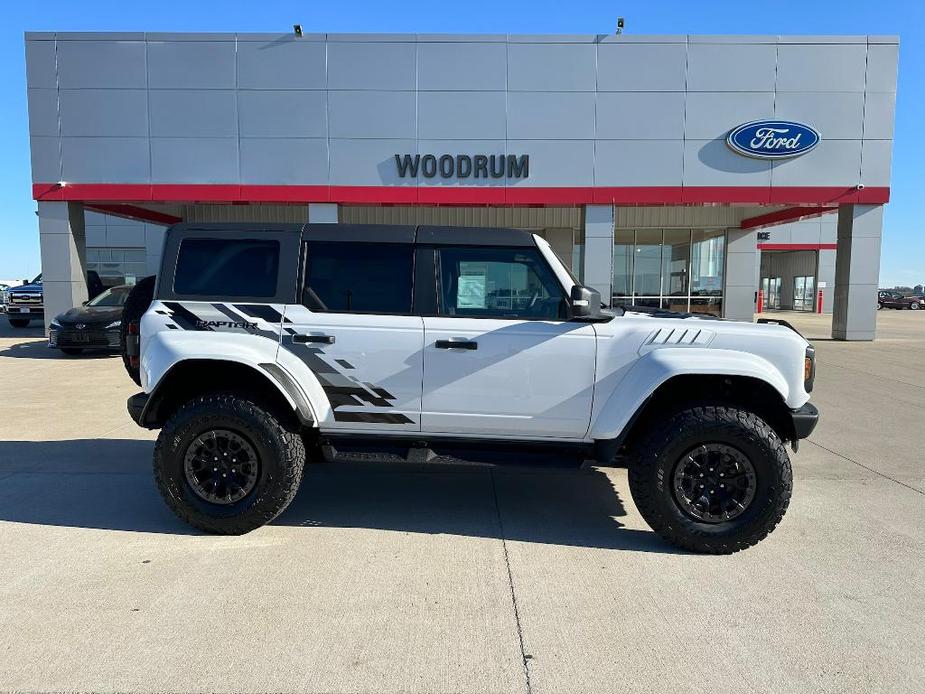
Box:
[34,183,891,207]
[85,203,182,226]
[740,205,838,230]
[757,243,839,251]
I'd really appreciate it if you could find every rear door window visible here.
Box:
[302,241,414,315]
[174,239,280,298]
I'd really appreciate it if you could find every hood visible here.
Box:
[55,305,122,326]
[619,305,724,321]
[10,283,42,293]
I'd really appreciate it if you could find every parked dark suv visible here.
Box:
[878,291,924,310]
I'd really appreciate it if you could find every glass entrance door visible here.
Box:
[793,276,815,312]
[761,277,781,310]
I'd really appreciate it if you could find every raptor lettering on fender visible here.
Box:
[195,319,258,330]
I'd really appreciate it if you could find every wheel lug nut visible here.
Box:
[213,467,217,471]
[222,473,226,478]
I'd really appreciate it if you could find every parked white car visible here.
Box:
[125,223,818,553]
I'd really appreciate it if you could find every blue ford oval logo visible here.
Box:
[726,120,821,159]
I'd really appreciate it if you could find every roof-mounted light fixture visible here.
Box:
[293,24,303,38]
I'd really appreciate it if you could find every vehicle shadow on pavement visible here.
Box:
[282,462,683,554]
[0,440,682,553]
[0,338,118,360]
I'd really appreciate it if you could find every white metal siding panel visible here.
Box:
[22,34,899,194]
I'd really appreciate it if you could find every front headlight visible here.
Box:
[105,320,121,329]
[50,319,62,329]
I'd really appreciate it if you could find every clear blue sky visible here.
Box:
[1,1,921,286]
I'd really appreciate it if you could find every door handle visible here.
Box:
[435,339,477,350]
[293,334,335,344]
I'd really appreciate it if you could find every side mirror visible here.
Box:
[569,285,603,320]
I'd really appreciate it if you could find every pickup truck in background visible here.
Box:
[878,290,925,311]
[5,271,105,328]
[5,274,43,327]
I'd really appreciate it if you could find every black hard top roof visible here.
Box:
[167,222,537,247]
[304,223,537,247]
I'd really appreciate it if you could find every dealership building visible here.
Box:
[25,31,897,338]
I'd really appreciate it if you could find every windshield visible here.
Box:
[32,274,42,284]
[87,286,131,307]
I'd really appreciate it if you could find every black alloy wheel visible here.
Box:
[183,429,260,505]
[672,443,757,523]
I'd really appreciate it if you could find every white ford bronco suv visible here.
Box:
[126,223,818,553]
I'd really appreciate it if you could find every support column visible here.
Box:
[723,228,759,321]
[582,205,614,303]
[308,203,338,224]
[38,201,87,335]
[817,248,837,313]
[832,204,883,340]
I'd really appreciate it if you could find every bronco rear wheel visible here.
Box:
[627,404,792,554]
[154,393,305,534]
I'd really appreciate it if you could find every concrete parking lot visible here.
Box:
[1,312,923,694]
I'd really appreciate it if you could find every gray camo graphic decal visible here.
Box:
[159,302,413,425]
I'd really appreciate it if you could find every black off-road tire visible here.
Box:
[8,318,30,328]
[627,404,792,554]
[120,275,156,386]
[154,393,306,534]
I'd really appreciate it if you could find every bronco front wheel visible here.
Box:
[154,393,305,534]
[627,404,792,554]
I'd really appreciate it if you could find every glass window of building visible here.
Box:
[86,247,148,287]
[613,229,634,299]
[611,229,726,316]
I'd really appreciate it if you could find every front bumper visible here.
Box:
[790,402,819,439]
[7,306,43,316]
[127,392,149,426]
[49,326,120,349]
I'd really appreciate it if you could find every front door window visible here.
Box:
[436,246,567,320]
